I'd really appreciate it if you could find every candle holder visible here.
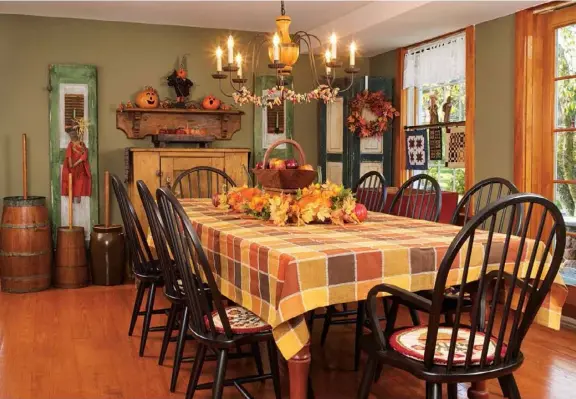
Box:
[268,62,286,69]
[232,78,248,84]
[326,60,343,68]
[344,67,360,74]
[212,73,227,79]
[223,64,239,73]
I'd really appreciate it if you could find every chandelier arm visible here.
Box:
[336,72,356,93]
[294,35,322,88]
[218,78,234,98]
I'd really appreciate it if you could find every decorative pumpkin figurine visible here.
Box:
[202,95,221,110]
[135,86,159,109]
[167,55,194,108]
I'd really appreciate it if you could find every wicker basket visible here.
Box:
[253,139,317,191]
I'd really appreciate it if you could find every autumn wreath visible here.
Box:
[348,90,399,138]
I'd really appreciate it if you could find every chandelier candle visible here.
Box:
[350,42,356,67]
[227,35,234,65]
[216,47,223,72]
[325,50,332,75]
[330,33,337,60]
[273,33,280,62]
[236,54,243,78]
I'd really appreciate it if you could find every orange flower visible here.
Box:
[250,195,267,213]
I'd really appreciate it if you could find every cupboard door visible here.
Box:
[224,152,249,186]
[131,151,160,235]
[161,153,225,198]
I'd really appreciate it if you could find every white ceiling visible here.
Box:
[0,1,545,56]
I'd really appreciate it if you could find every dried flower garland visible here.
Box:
[216,182,361,226]
[348,90,399,138]
[232,85,339,108]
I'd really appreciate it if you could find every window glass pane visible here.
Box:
[556,24,576,78]
[417,82,465,125]
[555,78,576,128]
[554,131,576,180]
[555,183,576,218]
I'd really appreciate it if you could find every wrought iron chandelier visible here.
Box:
[211,0,360,106]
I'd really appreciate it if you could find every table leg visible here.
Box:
[288,342,311,399]
[468,381,489,399]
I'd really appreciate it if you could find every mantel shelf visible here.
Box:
[119,107,244,116]
[116,107,245,140]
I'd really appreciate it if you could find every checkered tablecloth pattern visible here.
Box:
[163,199,567,360]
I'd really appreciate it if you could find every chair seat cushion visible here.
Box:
[207,306,271,334]
[389,326,500,366]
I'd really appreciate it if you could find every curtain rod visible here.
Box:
[404,121,466,131]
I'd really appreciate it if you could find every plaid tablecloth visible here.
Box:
[161,199,568,360]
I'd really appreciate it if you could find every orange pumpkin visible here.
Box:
[202,95,221,110]
[135,86,159,109]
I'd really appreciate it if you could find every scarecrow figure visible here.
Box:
[61,114,91,202]
[167,55,194,108]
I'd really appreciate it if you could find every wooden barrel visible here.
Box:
[0,196,52,293]
[55,226,88,289]
[90,224,125,286]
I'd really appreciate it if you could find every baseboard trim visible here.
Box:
[561,315,576,330]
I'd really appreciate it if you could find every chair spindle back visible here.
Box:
[171,166,236,199]
[354,171,387,212]
[388,174,442,222]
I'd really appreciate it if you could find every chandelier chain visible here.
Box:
[281,0,286,16]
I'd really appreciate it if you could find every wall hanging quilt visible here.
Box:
[428,127,443,161]
[406,129,428,170]
[446,126,465,168]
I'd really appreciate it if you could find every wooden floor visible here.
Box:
[1,285,576,399]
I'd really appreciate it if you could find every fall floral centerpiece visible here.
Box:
[214,182,368,226]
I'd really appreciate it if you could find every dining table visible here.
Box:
[157,198,567,399]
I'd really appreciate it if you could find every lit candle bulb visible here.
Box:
[235,53,243,78]
[349,41,356,67]
[227,35,234,65]
[216,47,223,72]
[330,33,337,60]
[325,50,332,75]
[273,33,280,62]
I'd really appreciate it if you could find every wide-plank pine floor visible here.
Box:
[1,285,575,398]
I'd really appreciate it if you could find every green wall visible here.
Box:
[369,50,397,79]
[0,14,368,223]
[474,14,516,182]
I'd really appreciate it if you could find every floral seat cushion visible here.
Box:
[208,306,271,334]
[389,326,500,366]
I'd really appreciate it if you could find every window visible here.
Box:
[553,23,576,221]
[403,32,467,195]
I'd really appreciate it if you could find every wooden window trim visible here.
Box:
[394,27,475,190]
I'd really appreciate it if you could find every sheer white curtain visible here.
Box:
[403,33,466,89]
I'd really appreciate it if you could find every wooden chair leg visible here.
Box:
[385,301,399,335]
[170,306,190,392]
[139,282,156,357]
[445,312,455,326]
[308,309,316,336]
[426,383,442,399]
[158,303,178,365]
[267,340,282,399]
[251,343,264,376]
[358,355,377,399]
[382,298,391,319]
[212,349,229,399]
[128,281,146,336]
[498,374,521,399]
[354,301,366,372]
[447,383,458,399]
[409,307,421,326]
[320,305,336,347]
[185,343,207,399]
[373,363,383,382]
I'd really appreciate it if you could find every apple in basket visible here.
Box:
[354,203,368,222]
[285,159,299,169]
[269,158,287,170]
[212,192,220,207]
[255,161,264,170]
[298,164,314,171]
